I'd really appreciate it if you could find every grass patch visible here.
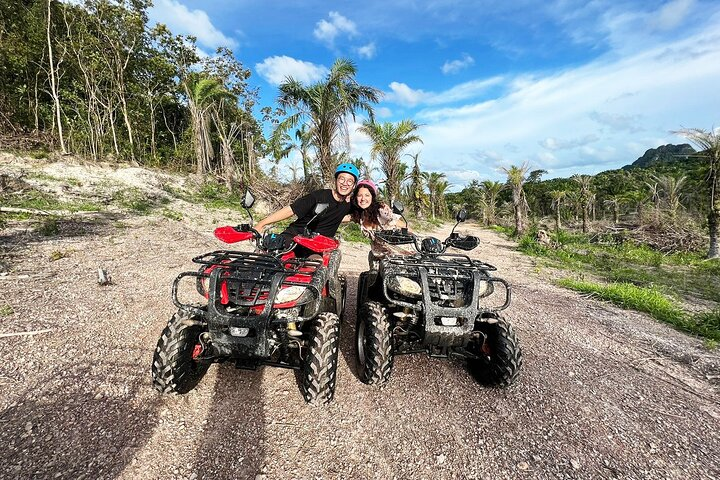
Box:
[194,182,247,211]
[557,278,685,324]
[1,189,101,213]
[113,188,153,214]
[49,249,73,261]
[161,208,183,221]
[0,304,13,316]
[338,222,370,244]
[36,217,60,236]
[558,278,720,341]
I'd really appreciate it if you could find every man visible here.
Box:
[254,163,359,254]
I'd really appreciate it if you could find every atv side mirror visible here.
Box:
[392,201,404,215]
[456,209,467,222]
[304,203,329,236]
[241,190,255,224]
[241,190,255,209]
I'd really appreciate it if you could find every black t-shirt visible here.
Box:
[283,189,350,238]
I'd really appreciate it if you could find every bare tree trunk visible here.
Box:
[555,206,561,231]
[46,0,66,154]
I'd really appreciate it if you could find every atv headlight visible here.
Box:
[388,275,422,297]
[477,280,489,297]
[275,286,308,304]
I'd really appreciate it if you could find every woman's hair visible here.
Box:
[351,185,382,228]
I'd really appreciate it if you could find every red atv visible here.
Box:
[152,191,346,405]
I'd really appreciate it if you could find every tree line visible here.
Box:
[448,132,720,259]
[1,1,453,219]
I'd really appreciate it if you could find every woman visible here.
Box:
[349,179,406,269]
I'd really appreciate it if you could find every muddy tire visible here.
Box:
[301,312,341,405]
[355,301,393,386]
[152,309,210,394]
[467,314,522,387]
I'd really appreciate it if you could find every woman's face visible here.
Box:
[355,187,373,210]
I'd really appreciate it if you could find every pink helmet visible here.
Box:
[356,179,378,195]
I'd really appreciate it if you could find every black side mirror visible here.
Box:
[304,203,330,236]
[456,209,467,222]
[392,201,404,215]
[241,190,255,209]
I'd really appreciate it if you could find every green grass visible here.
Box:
[338,222,370,244]
[161,208,183,221]
[515,229,720,303]
[112,188,153,214]
[36,217,60,236]
[503,225,720,342]
[558,278,720,341]
[0,304,13,316]
[558,278,685,323]
[2,189,101,213]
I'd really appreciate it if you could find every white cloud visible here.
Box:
[375,107,393,118]
[651,0,695,31]
[403,17,720,182]
[442,53,475,75]
[386,76,503,108]
[148,0,237,50]
[539,135,600,151]
[255,56,329,86]
[356,42,377,59]
[386,82,432,107]
[314,11,357,47]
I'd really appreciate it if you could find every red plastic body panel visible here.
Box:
[214,226,254,244]
[293,234,339,253]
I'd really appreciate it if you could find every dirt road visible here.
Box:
[1,214,719,480]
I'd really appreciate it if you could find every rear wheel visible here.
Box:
[302,312,341,405]
[355,301,393,386]
[152,308,210,394]
[467,314,522,387]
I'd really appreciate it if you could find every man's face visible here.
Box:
[335,173,356,196]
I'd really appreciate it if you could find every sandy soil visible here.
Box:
[1,157,719,479]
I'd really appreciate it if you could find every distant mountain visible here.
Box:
[623,143,696,170]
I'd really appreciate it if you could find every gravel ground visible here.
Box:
[1,160,719,480]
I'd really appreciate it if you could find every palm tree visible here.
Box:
[502,163,530,235]
[549,190,567,230]
[645,181,661,224]
[572,174,594,233]
[406,153,425,217]
[422,172,448,220]
[359,119,423,204]
[675,127,720,258]
[187,75,233,176]
[275,58,381,185]
[652,174,687,219]
[603,195,624,224]
[480,180,504,226]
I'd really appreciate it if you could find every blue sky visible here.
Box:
[148,0,720,188]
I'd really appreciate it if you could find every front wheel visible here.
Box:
[301,312,341,405]
[152,308,210,394]
[466,314,522,387]
[355,301,393,386]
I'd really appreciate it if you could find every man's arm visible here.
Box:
[254,205,294,233]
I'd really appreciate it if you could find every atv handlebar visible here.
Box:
[374,228,479,255]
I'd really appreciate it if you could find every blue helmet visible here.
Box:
[335,163,359,181]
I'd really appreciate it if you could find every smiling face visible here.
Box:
[355,186,374,210]
[335,172,356,197]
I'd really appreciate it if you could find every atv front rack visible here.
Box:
[172,250,324,319]
[380,253,511,314]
